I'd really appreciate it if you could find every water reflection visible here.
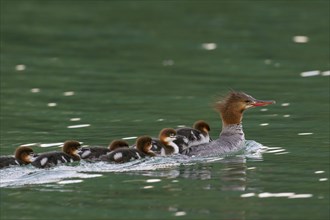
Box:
[139,156,248,192]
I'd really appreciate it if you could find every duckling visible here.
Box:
[31,140,81,168]
[181,91,275,157]
[174,120,212,150]
[79,140,129,160]
[0,146,35,169]
[158,128,180,156]
[100,136,155,163]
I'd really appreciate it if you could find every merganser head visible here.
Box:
[62,140,81,160]
[215,91,275,126]
[15,146,35,164]
[159,128,177,145]
[193,120,211,135]
[108,140,129,151]
[136,136,156,157]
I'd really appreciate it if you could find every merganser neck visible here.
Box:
[220,123,244,137]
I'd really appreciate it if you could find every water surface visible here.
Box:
[1,1,329,220]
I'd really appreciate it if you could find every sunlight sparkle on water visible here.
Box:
[281,103,290,107]
[67,124,90,129]
[293,36,309,43]
[241,192,313,199]
[201,43,217,50]
[122,136,137,140]
[31,88,40,93]
[58,180,83,184]
[322,70,330,76]
[47,103,57,107]
[63,91,75,96]
[298,132,313,136]
[70,118,81,121]
[174,211,187,217]
[40,143,63,148]
[315,171,325,174]
[300,70,320,77]
[146,179,162,183]
[260,123,269,126]
[15,64,26,71]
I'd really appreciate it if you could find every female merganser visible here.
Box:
[79,140,129,160]
[100,136,155,163]
[31,140,81,168]
[181,91,275,157]
[0,146,35,169]
[174,120,212,149]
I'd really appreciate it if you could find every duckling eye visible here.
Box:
[245,100,250,103]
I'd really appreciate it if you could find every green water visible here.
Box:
[1,1,329,220]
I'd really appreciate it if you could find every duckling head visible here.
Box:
[193,120,211,134]
[136,136,156,157]
[15,146,35,164]
[108,140,129,151]
[62,140,82,159]
[159,128,177,146]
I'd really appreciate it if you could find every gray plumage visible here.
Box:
[181,124,245,157]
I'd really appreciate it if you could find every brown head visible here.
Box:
[108,140,129,151]
[136,136,156,157]
[193,120,211,135]
[159,128,177,146]
[62,140,81,160]
[214,91,275,126]
[14,146,34,164]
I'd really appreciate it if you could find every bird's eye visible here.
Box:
[245,100,250,103]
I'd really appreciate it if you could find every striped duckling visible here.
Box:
[174,120,212,150]
[100,136,155,163]
[79,140,129,161]
[31,140,81,168]
[0,146,35,169]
